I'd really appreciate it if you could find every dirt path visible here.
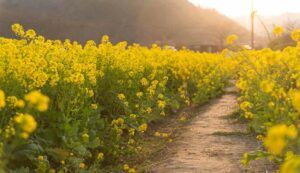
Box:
[147,88,274,173]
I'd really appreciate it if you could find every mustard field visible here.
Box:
[236,44,300,172]
[1,24,300,173]
[0,24,234,173]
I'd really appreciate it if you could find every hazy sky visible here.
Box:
[189,0,300,17]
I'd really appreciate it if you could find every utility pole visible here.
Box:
[251,0,255,49]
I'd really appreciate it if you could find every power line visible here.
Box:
[251,0,255,49]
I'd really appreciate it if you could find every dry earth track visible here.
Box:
[147,86,274,173]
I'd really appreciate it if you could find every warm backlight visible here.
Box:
[189,0,300,17]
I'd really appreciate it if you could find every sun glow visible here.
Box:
[189,0,300,17]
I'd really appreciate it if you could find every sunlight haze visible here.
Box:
[189,0,300,17]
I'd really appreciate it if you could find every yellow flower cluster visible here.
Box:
[138,123,148,133]
[235,34,300,171]
[0,24,232,172]
[136,92,143,98]
[0,89,49,142]
[280,155,300,173]
[291,29,300,42]
[6,96,25,108]
[24,91,49,112]
[260,80,274,93]
[14,113,37,139]
[123,164,136,173]
[240,101,252,112]
[226,34,238,45]
[79,162,85,169]
[118,94,126,101]
[154,131,169,138]
[0,90,5,108]
[273,26,284,36]
[11,23,25,37]
[157,100,166,109]
[264,124,297,155]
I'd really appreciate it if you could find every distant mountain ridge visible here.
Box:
[234,13,300,37]
[0,0,249,48]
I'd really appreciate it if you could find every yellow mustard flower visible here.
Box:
[157,100,166,109]
[91,104,98,110]
[136,92,143,98]
[79,162,85,169]
[25,29,36,39]
[264,124,297,155]
[129,128,135,136]
[16,100,25,108]
[280,155,300,173]
[138,123,148,133]
[11,23,25,37]
[146,107,152,114]
[240,101,252,112]
[292,91,300,113]
[82,133,89,142]
[291,29,300,42]
[128,168,136,173]
[6,96,18,108]
[226,34,238,45]
[260,80,274,93]
[24,91,50,112]
[117,94,126,101]
[140,78,149,86]
[85,88,94,97]
[273,26,284,36]
[60,160,65,165]
[0,90,6,108]
[14,113,37,134]
[38,155,44,161]
[244,111,254,119]
[129,114,137,119]
[123,164,130,171]
[97,152,104,160]
[154,132,161,137]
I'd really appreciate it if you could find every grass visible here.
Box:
[222,110,240,119]
[211,131,250,137]
[222,110,249,123]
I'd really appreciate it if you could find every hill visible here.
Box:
[0,0,249,49]
[234,13,300,37]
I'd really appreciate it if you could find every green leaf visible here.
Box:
[46,148,70,161]
[12,143,44,161]
[88,137,102,149]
